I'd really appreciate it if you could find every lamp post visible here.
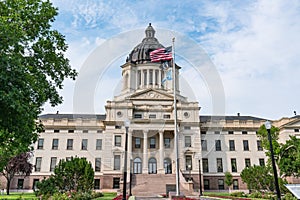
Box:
[265,121,281,200]
[122,119,130,200]
[198,159,203,196]
[129,159,133,196]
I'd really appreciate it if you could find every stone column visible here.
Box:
[147,69,150,87]
[141,70,145,88]
[143,131,148,173]
[159,131,164,173]
[158,70,162,88]
[128,131,132,160]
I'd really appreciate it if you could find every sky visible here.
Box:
[42,0,300,120]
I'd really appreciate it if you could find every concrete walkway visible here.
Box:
[135,196,221,200]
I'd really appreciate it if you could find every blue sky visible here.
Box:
[43,0,300,120]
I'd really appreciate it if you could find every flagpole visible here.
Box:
[172,37,180,196]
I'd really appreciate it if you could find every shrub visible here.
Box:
[248,191,262,198]
[283,193,297,200]
[230,191,245,197]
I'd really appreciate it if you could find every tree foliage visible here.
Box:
[240,165,275,192]
[0,0,77,170]
[256,124,281,159]
[278,136,300,177]
[224,171,233,188]
[36,157,94,199]
[0,152,33,195]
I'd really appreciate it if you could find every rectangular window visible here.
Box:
[228,131,234,134]
[150,137,156,148]
[134,114,142,119]
[94,179,100,190]
[295,129,299,132]
[135,137,141,148]
[245,158,251,168]
[243,140,249,151]
[52,139,59,150]
[184,126,191,130]
[231,158,237,172]
[35,157,42,172]
[33,179,39,190]
[217,158,223,172]
[149,69,153,85]
[185,155,192,170]
[114,155,121,170]
[257,140,263,151]
[164,138,171,148]
[202,158,209,173]
[204,179,210,190]
[96,139,102,150]
[163,114,170,119]
[215,140,221,151]
[115,125,121,129]
[81,139,88,150]
[229,140,235,151]
[68,130,74,133]
[95,158,101,172]
[185,136,191,147]
[149,114,156,119]
[50,157,57,172]
[233,179,239,190]
[115,135,121,147]
[218,179,224,190]
[259,158,265,166]
[143,70,147,85]
[201,131,206,134]
[138,70,141,86]
[214,131,220,134]
[17,179,24,189]
[242,131,248,134]
[97,130,103,133]
[83,130,89,133]
[113,177,120,189]
[54,129,60,133]
[67,139,73,150]
[201,140,207,151]
[37,138,44,150]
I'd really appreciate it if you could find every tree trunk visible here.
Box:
[6,179,10,195]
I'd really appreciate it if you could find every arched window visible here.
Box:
[148,157,157,174]
[164,158,172,174]
[133,157,142,174]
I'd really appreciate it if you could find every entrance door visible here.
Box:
[148,157,157,174]
[133,157,142,174]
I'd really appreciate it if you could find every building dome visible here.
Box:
[127,23,164,64]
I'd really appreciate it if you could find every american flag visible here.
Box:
[150,46,172,62]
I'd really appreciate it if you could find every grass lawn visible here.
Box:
[0,192,38,199]
[94,192,117,200]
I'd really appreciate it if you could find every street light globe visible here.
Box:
[265,120,272,130]
[124,119,130,128]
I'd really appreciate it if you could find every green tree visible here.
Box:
[257,124,281,159]
[278,136,300,177]
[0,152,33,195]
[36,157,94,199]
[240,165,274,192]
[225,171,233,190]
[0,0,77,171]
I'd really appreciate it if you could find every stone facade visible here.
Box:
[1,24,300,195]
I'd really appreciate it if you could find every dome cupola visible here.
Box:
[127,23,164,64]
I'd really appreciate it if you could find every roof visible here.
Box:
[39,114,106,120]
[200,115,267,123]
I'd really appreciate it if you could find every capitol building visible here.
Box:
[1,24,300,196]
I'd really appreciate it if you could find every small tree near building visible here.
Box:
[0,152,33,195]
[225,171,233,192]
[36,157,94,199]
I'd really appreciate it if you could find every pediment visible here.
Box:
[126,89,173,101]
[283,118,300,128]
